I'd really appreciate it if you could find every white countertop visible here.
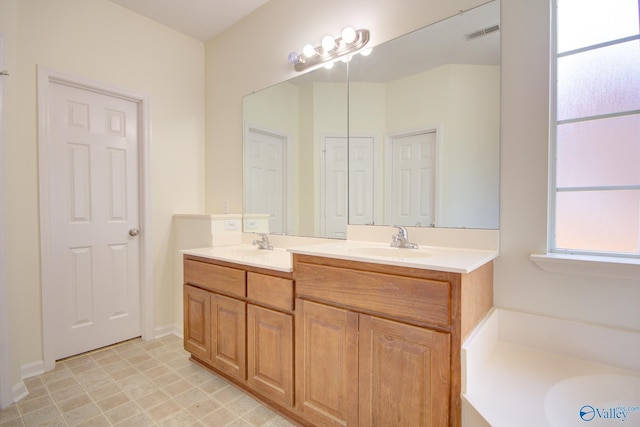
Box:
[181,245,293,273]
[288,240,497,273]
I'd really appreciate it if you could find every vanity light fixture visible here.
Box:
[288,26,370,72]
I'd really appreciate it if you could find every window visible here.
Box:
[551,0,640,258]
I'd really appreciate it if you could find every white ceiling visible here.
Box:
[108,0,270,42]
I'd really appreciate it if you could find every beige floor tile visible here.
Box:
[157,409,202,427]
[152,371,182,388]
[262,416,297,427]
[21,405,61,425]
[242,405,278,427]
[143,364,171,379]
[0,418,24,427]
[0,406,20,424]
[87,382,121,402]
[76,414,111,427]
[20,384,49,401]
[101,359,131,375]
[74,369,112,390]
[226,394,260,417]
[63,402,101,426]
[226,419,252,427]
[50,383,86,403]
[185,397,221,420]
[46,376,80,393]
[35,416,67,426]
[198,376,230,395]
[212,386,245,405]
[40,366,73,385]
[18,394,54,414]
[163,378,195,397]
[135,389,170,410]
[109,365,139,381]
[57,394,93,414]
[113,411,156,426]
[103,401,145,424]
[95,391,130,412]
[5,336,294,427]
[147,399,183,422]
[201,407,240,427]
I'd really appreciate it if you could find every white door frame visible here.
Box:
[384,126,441,226]
[0,33,12,409]
[37,66,153,372]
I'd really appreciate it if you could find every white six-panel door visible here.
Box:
[48,82,142,360]
[323,136,374,238]
[387,131,437,227]
[244,126,286,235]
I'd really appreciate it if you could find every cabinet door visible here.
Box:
[359,315,451,427]
[247,305,293,407]
[295,299,358,427]
[211,293,246,381]
[183,285,211,361]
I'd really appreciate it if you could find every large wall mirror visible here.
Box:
[243,0,500,238]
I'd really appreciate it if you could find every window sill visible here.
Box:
[530,253,640,280]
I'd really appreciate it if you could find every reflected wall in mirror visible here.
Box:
[243,62,348,237]
[348,0,500,230]
[243,0,500,238]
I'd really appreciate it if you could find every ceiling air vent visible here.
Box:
[466,24,500,40]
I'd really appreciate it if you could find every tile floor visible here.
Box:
[0,335,297,426]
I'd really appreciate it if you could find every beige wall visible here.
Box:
[207,0,640,337]
[1,0,205,385]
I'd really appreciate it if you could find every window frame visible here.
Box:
[548,0,640,260]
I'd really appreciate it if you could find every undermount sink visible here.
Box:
[347,246,432,259]
[230,248,273,257]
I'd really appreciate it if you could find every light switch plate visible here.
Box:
[224,220,239,230]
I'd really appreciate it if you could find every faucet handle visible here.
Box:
[393,225,408,237]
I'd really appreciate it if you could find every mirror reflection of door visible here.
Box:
[322,136,374,238]
[245,126,286,234]
[386,130,437,227]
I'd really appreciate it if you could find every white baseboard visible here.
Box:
[154,323,183,340]
[21,360,44,380]
[12,381,27,404]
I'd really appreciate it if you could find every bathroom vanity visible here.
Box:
[182,243,495,427]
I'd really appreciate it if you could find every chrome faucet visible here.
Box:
[252,233,273,250]
[390,226,419,249]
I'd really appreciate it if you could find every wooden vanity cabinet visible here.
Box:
[183,284,211,361]
[183,255,295,411]
[184,252,492,427]
[246,272,294,407]
[210,293,246,381]
[293,253,493,427]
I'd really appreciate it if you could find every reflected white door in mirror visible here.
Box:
[244,125,287,235]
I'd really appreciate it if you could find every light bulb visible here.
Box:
[324,61,334,70]
[288,51,300,64]
[302,44,316,58]
[341,27,357,44]
[360,47,372,57]
[321,35,336,52]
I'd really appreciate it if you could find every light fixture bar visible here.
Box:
[290,28,370,72]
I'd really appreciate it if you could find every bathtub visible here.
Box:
[545,375,640,426]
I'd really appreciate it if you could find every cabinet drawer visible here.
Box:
[184,259,246,298]
[296,262,450,327]
[247,272,294,312]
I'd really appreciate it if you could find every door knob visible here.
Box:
[129,228,140,237]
